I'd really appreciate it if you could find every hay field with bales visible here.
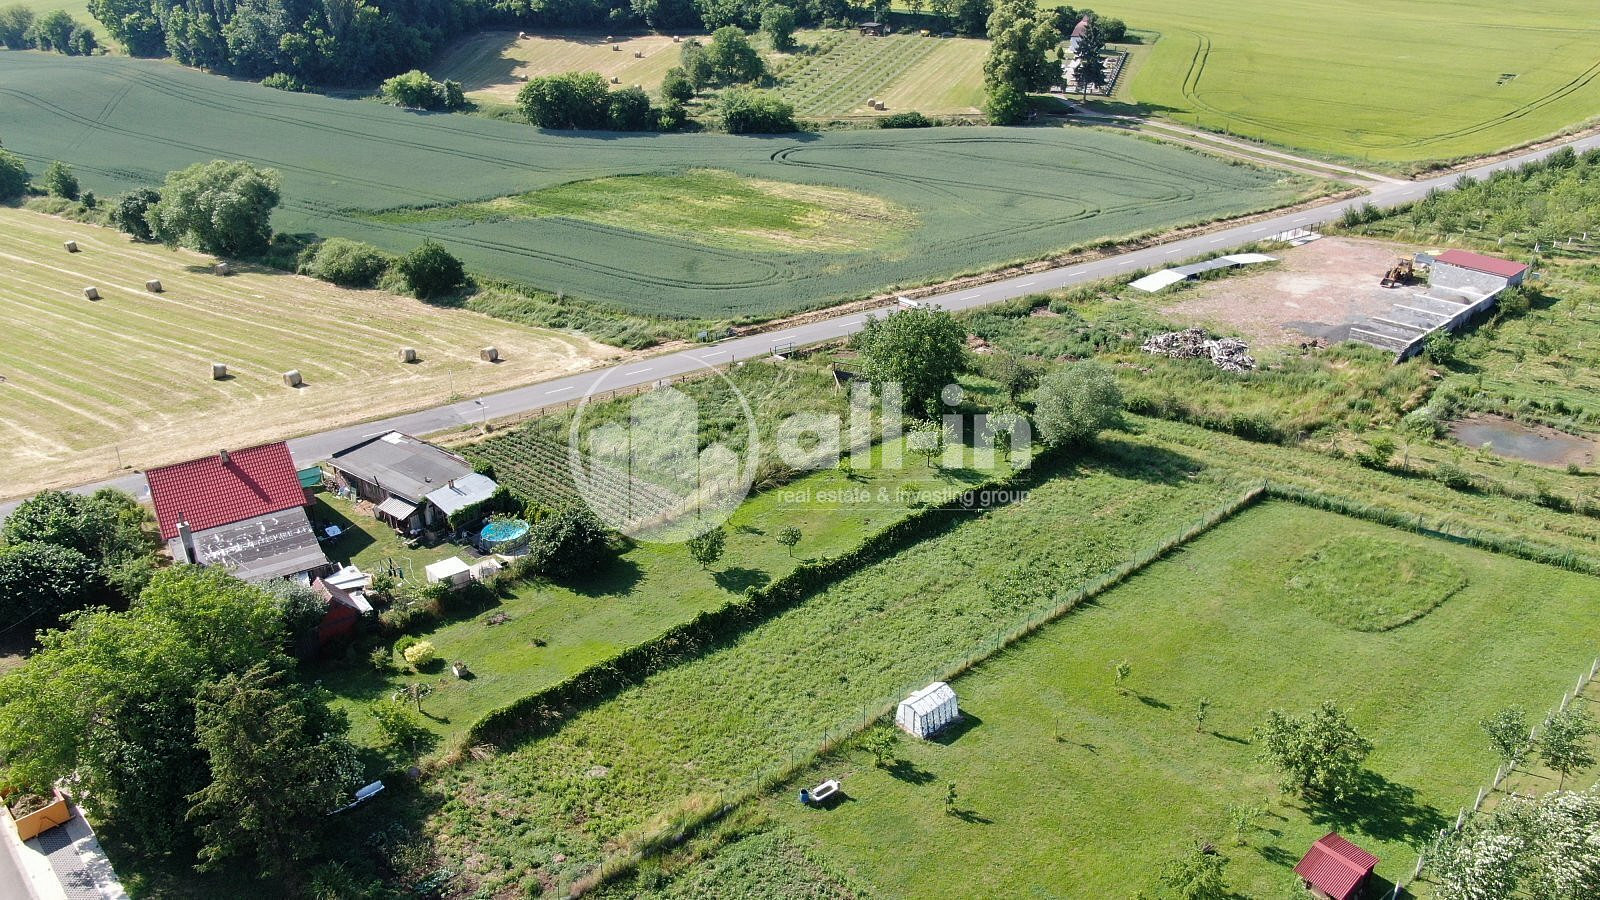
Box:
[773,31,988,118]
[0,207,617,498]
[1113,0,1600,165]
[0,52,1318,320]
[433,31,689,105]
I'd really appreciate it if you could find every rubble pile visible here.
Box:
[1141,328,1257,372]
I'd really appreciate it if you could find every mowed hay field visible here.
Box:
[764,501,1600,898]
[433,32,689,105]
[774,31,987,118]
[1114,0,1600,164]
[0,207,616,498]
[0,53,1316,320]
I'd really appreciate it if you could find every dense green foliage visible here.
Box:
[853,308,967,417]
[523,505,611,580]
[719,86,797,133]
[7,7,98,54]
[42,160,78,200]
[149,159,281,256]
[983,0,1059,123]
[188,665,360,882]
[396,238,466,298]
[379,69,466,111]
[110,187,161,240]
[681,27,766,88]
[0,147,26,201]
[877,111,935,129]
[301,237,392,287]
[1031,360,1123,447]
[0,542,98,625]
[0,567,289,855]
[0,54,1313,320]
[2,488,158,602]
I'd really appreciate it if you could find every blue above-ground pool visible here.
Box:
[479,519,530,549]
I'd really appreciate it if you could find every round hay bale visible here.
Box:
[63,240,79,253]
[283,369,302,388]
[145,279,164,293]
[479,347,500,363]
[211,363,228,380]
[82,286,100,301]
[213,263,231,276]
[400,347,418,364]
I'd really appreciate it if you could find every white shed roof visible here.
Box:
[901,681,956,716]
[424,557,471,581]
[426,472,498,516]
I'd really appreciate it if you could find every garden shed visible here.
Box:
[896,681,959,738]
[424,556,472,588]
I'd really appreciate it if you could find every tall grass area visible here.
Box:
[398,440,1248,896]
[738,501,1600,898]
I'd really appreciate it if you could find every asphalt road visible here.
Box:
[5,128,1598,519]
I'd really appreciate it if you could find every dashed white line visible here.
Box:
[544,386,572,395]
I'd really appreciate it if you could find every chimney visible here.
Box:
[176,520,196,564]
[219,449,231,466]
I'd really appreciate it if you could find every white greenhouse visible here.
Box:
[895,681,959,738]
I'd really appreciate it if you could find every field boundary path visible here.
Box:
[1074,113,1401,184]
[5,129,1599,519]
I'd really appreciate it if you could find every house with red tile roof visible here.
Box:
[1294,832,1379,900]
[145,442,330,583]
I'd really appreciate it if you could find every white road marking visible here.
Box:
[544,386,572,395]
[1066,269,1087,276]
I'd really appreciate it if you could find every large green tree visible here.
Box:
[703,25,765,83]
[148,159,281,256]
[983,0,1059,123]
[0,567,288,851]
[1031,361,1123,448]
[853,308,967,418]
[517,71,612,129]
[3,488,158,600]
[1430,786,1600,900]
[396,239,466,299]
[1254,701,1373,802]
[188,664,361,883]
[0,147,26,202]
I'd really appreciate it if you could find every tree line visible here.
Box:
[0,5,99,55]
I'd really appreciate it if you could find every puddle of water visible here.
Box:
[1450,415,1598,466]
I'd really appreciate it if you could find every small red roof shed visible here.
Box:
[1434,249,1529,280]
[146,442,307,541]
[1294,833,1379,900]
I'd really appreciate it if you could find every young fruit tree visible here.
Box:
[776,526,801,557]
[852,308,966,418]
[1535,707,1595,790]
[1480,706,1530,770]
[1428,786,1600,900]
[1254,701,1373,802]
[687,526,727,569]
[1032,361,1123,449]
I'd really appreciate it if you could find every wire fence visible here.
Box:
[579,481,1270,893]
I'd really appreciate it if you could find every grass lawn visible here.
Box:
[0,205,616,499]
[0,51,1317,320]
[1109,0,1600,166]
[762,500,1600,898]
[317,439,1003,748]
[412,437,1249,895]
[309,492,472,581]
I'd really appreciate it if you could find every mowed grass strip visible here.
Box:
[766,501,1600,898]
[0,206,617,497]
[361,169,916,253]
[1113,0,1600,164]
[417,440,1247,895]
[0,53,1314,319]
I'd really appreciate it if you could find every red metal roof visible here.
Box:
[146,442,306,540]
[1435,249,1528,279]
[1294,833,1379,900]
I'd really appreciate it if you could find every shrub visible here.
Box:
[396,240,466,299]
[984,83,1027,125]
[303,238,391,288]
[262,72,310,92]
[661,67,695,104]
[0,149,28,202]
[525,505,611,580]
[720,87,796,134]
[402,640,436,669]
[108,188,160,240]
[606,86,655,131]
[379,70,466,111]
[42,160,78,200]
[517,72,611,129]
[878,111,935,129]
